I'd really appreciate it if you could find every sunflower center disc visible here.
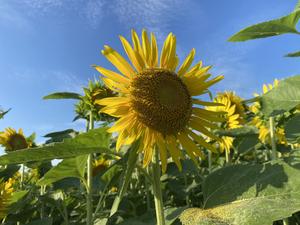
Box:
[130,68,192,135]
[8,134,28,151]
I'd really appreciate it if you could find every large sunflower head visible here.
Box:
[94,30,224,172]
[206,91,246,153]
[0,179,14,219]
[0,128,29,152]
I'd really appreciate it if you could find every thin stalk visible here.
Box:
[20,164,25,189]
[40,185,45,218]
[225,149,230,164]
[152,149,165,225]
[145,167,151,211]
[269,117,277,160]
[86,111,94,225]
[283,218,289,225]
[92,181,110,221]
[208,151,212,173]
[183,174,190,207]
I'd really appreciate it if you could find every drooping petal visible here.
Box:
[94,65,130,85]
[166,136,182,171]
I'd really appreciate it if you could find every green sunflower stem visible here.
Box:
[152,149,166,225]
[283,218,289,225]
[208,151,212,173]
[86,111,94,225]
[269,117,277,160]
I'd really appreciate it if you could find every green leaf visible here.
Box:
[180,160,300,225]
[0,108,11,119]
[295,0,300,11]
[285,50,300,57]
[10,190,28,204]
[235,135,259,154]
[37,155,88,186]
[228,10,300,42]
[216,126,258,137]
[0,128,111,165]
[43,92,82,100]
[25,218,53,225]
[109,142,139,217]
[284,113,300,143]
[260,75,300,116]
[44,129,78,144]
[0,165,20,180]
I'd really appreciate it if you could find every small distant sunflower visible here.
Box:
[250,79,287,145]
[94,30,223,171]
[0,179,13,219]
[207,92,246,153]
[0,128,29,152]
[92,157,110,176]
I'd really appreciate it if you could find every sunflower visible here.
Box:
[92,157,110,176]
[0,128,29,152]
[250,79,288,145]
[94,30,223,172]
[0,179,13,219]
[206,91,246,153]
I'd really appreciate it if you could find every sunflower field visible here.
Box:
[1,2,300,225]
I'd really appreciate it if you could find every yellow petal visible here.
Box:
[166,136,182,171]
[178,49,195,77]
[189,121,221,141]
[100,103,130,117]
[160,33,173,68]
[156,135,168,173]
[142,29,151,66]
[119,36,145,72]
[102,45,135,78]
[178,132,204,161]
[107,114,133,132]
[192,99,224,107]
[131,29,145,62]
[94,65,130,85]
[150,32,158,67]
[190,116,219,130]
[187,129,217,153]
[95,97,129,106]
[102,78,128,93]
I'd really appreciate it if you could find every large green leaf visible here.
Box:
[216,126,258,137]
[25,218,53,225]
[260,75,300,116]
[43,92,82,100]
[181,160,300,225]
[0,165,20,180]
[109,142,139,217]
[44,129,78,144]
[228,10,300,42]
[37,155,88,186]
[284,113,300,144]
[235,135,259,154]
[0,128,111,165]
[285,50,300,57]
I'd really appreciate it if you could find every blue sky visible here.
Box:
[0,0,300,145]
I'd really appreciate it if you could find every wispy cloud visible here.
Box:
[0,1,32,30]
[112,0,190,39]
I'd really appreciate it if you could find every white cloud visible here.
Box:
[112,0,190,40]
[0,1,32,30]
[82,0,106,28]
